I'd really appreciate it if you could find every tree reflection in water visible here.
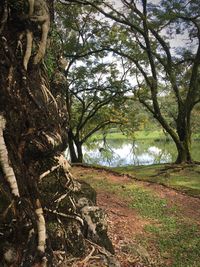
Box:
[65,138,200,166]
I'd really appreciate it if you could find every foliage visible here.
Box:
[63,0,200,163]
[54,3,133,162]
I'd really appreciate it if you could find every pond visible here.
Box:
[80,139,200,167]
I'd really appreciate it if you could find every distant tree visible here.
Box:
[119,97,151,138]
[53,3,131,163]
[64,0,200,164]
[67,59,129,163]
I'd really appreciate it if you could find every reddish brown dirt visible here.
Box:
[73,166,200,223]
[140,181,200,223]
[72,166,200,266]
[97,190,151,266]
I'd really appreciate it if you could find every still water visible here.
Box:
[82,139,200,167]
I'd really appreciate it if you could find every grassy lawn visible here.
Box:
[91,130,200,141]
[111,164,200,198]
[76,170,200,267]
[90,130,167,141]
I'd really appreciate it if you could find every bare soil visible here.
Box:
[72,166,200,267]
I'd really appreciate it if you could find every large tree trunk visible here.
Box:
[175,126,192,163]
[150,105,193,164]
[175,109,192,163]
[165,126,192,164]
[0,1,114,266]
[175,142,192,163]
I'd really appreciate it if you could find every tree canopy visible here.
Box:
[62,0,200,163]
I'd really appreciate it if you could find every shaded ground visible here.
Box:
[72,166,200,267]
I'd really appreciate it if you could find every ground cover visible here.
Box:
[90,130,166,141]
[71,165,200,267]
[91,130,200,142]
[111,164,200,198]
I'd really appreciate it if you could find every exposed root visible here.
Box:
[28,0,35,16]
[54,154,74,188]
[0,0,8,34]
[55,154,71,173]
[0,114,20,197]
[35,199,46,253]
[39,164,59,180]
[86,239,112,258]
[23,30,33,70]
[23,0,50,69]
[44,208,84,226]
[79,245,95,266]
[33,19,50,64]
[7,65,14,91]
[32,0,50,65]
[41,77,58,108]
[54,192,69,205]
[40,155,71,182]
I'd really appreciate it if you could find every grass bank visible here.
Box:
[90,130,167,141]
[111,164,200,198]
[91,130,200,141]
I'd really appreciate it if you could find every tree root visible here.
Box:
[44,207,84,225]
[78,245,95,267]
[0,114,20,197]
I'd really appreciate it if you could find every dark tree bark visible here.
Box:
[68,129,80,163]
[0,1,115,266]
[76,141,83,163]
[68,130,84,163]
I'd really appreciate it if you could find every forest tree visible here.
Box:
[0,1,115,266]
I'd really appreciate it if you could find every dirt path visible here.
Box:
[72,166,200,267]
[96,190,152,266]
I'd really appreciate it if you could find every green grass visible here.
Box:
[90,132,129,140]
[90,130,167,141]
[111,164,200,198]
[134,130,167,140]
[91,130,200,141]
[76,173,200,267]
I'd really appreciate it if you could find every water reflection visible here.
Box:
[65,138,200,167]
[83,139,177,167]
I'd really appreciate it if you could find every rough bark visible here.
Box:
[0,1,115,266]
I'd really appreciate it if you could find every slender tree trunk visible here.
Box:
[76,141,83,163]
[68,130,83,163]
[68,130,79,163]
